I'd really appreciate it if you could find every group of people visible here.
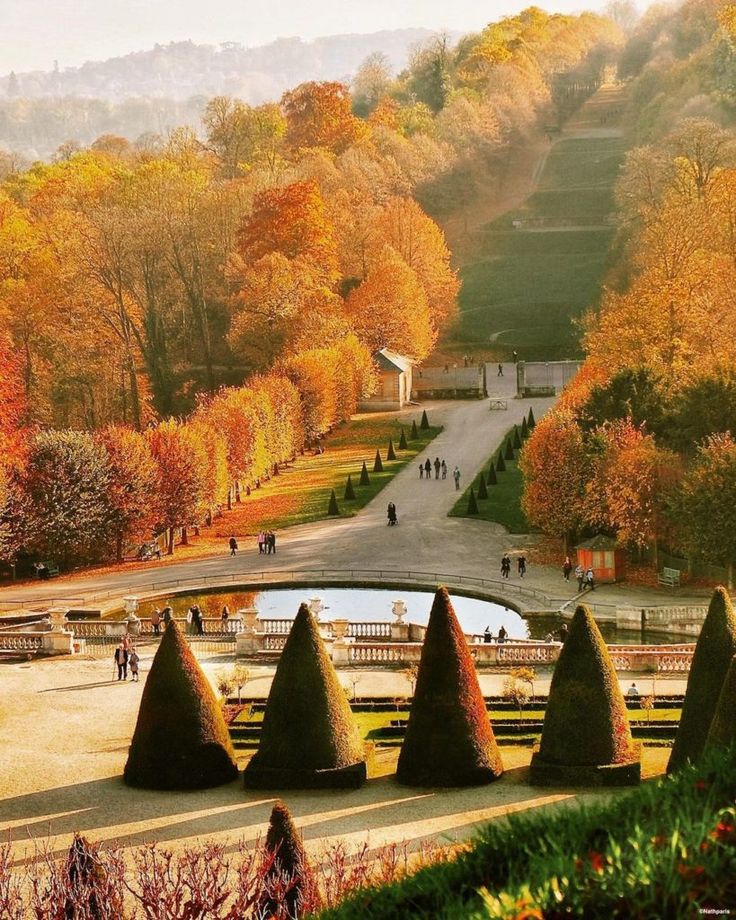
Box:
[186,604,205,635]
[562,556,596,591]
[483,624,508,644]
[500,553,526,578]
[419,457,461,490]
[113,636,140,682]
[257,531,277,554]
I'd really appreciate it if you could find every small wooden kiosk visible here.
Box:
[575,535,626,584]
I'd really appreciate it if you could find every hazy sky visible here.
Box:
[4,0,612,74]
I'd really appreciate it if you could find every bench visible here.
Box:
[35,561,60,580]
[489,398,508,410]
[658,566,681,588]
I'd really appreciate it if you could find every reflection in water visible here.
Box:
[145,587,684,645]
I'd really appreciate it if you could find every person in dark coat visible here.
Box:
[424,458,432,479]
[114,642,128,681]
[229,535,238,556]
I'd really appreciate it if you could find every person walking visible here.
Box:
[268,531,276,554]
[434,457,441,480]
[387,502,398,526]
[483,626,492,644]
[114,642,128,681]
[419,463,424,479]
[558,623,569,644]
[424,458,432,480]
[192,605,204,635]
[257,531,265,554]
[228,535,238,556]
[497,363,503,377]
[441,460,447,480]
[501,554,511,579]
[129,646,140,682]
[518,555,527,578]
[575,564,585,592]
[221,605,230,626]
[586,568,596,591]
[453,466,461,490]
[497,625,508,644]
[563,556,572,581]
[150,607,161,636]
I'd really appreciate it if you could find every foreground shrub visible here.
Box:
[396,587,503,787]
[124,621,238,790]
[258,802,318,919]
[669,586,736,773]
[244,603,366,788]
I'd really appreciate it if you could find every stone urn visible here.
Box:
[123,595,141,636]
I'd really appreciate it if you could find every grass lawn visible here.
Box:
[455,132,625,359]
[449,427,530,534]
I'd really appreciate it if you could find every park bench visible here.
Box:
[489,397,508,410]
[35,561,59,579]
[658,566,681,588]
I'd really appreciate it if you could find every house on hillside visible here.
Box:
[359,349,413,412]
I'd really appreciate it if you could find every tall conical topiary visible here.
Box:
[467,487,479,515]
[344,475,355,501]
[244,604,366,788]
[258,801,317,920]
[399,428,408,450]
[373,449,384,473]
[477,473,488,500]
[505,438,515,461]
[359,460,370,486]
[124,621,238,789]
[521,416,529,439]
[327,489,339,515]
[705,656,736,753]
[386,438,396,461]
[528,407,536,428]
[529,605,640,787]
[420,409,429,430]
[668,587,736,773]
[397,587,503,786]
[410,419,418,440]
[513,427,522,450]
[487,463,497,486]
[496,452,506,473]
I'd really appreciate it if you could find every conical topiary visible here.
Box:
[327,489,339,515]
[668,587,736,773]
[410,419,418,440]
[477,473,488,500]
[496,452,506,473]
[467,487,479,515]
[386,438,396,461]
[529,605,640,787]
[396,587,503,786]
[528,407,536,428]
[513,427,522,450]
[124,621,238,789]
[373,449,384,473]
[505,439,515,461]
[521,416,529,439]
[244,604,366,788]
[344,475,355,501]
[359,460,370,486]
[420,410,429,430]
[487,464,497,486]
[705,656,736,753]
[258,802,317,920]
[399,428,408,450]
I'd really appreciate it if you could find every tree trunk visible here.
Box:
[652,534,659,573]
[167,527,174,555]
[181,526,188,546]
[227,488,232,511]
[116,532,123,564]
[235,481,241,503]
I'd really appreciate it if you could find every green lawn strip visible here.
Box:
[449,426,530,533]
[318,744,736,919]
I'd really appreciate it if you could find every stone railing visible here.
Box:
[346,622,392,640]
[349,644,409,664]
[0,632,44,652]
[68,617,243,638]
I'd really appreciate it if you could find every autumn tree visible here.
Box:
[352,53,393,117]
[281,81,368,154]
[145,420,209,554]
[202,96,286,180]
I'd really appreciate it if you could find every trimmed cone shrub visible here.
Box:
[410,419,418,440]
[528,407,536,428]
[420,409,429,430]
[496,452,506,473]
[668,587,736,773]
[258,801,317,919]
[399,428,408,450]
[513,427,522,450]
[359,460,370,486]
[505,439,515,460]
[487,464,497,486]
[373,449,384,473]
[386,438,396,461]
[397,587,503,786]
[705,656,736,752]
[477,473,488,500]
[530,605,640,787]
[124,621,238,789]
[344,475,355,501]
[467,487,479,515]
[521,416,529,439]
[244,604,366,788]
[327,489,339,515]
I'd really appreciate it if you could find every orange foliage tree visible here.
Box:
[281,81,368,154]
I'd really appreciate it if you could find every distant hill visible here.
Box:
[0,30,441,103]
